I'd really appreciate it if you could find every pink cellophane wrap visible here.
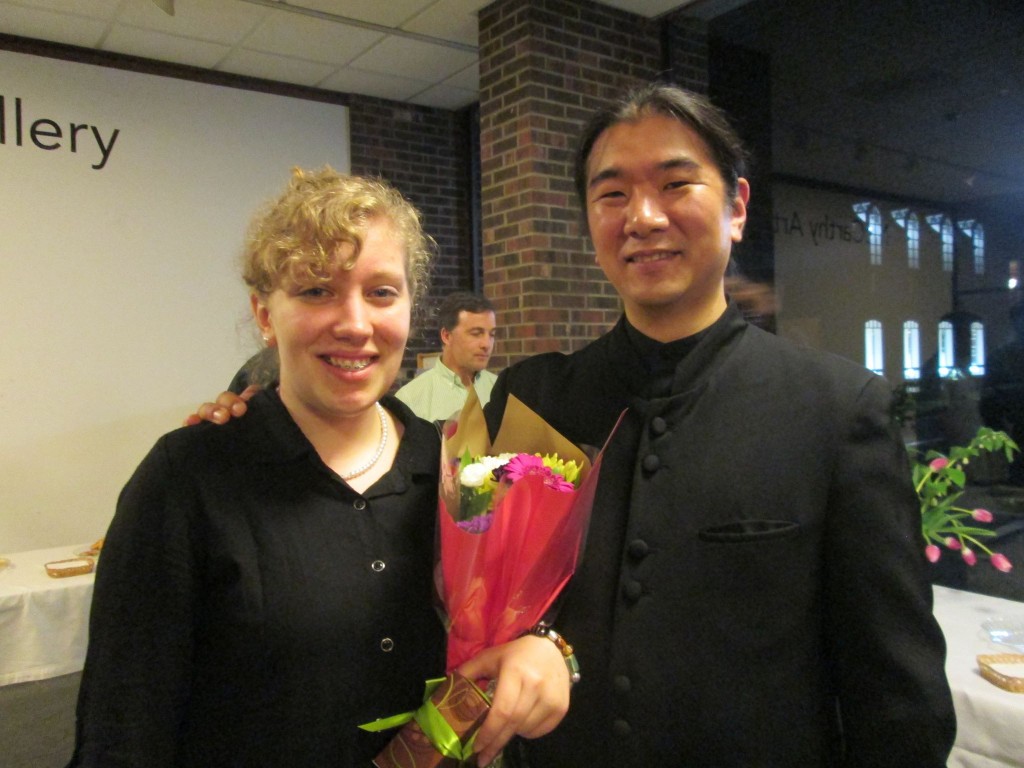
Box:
[436,388,609,672]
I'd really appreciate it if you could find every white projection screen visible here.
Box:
[0,49,351,551]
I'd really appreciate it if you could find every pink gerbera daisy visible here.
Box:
[501,454,576,493]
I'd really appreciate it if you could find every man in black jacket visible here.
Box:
[478,83,956,767]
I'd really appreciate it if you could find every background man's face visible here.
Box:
[441,310,496,377]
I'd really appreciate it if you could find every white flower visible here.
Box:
[460,454,516,488]
[460,462,493,488]
[479,453,515,472]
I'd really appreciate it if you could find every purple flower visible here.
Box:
[457,513,493,533]
[971,508,994,523]
[925,544,941,563]
[991,553,1013,573]
[961,547,977,566]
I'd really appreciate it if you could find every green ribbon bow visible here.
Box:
[358,677,485,763]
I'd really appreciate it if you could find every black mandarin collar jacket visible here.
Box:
[488,303,955,768]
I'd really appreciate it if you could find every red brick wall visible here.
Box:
[477,0,707,368]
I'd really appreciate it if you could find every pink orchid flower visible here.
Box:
[961,547,977,566]
[929,457,950,471]
[925,544,941,563]
[971,508,993,523]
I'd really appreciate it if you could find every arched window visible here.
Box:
[926,214,954,271]
[973,222,984,276]
[958,219,985,275]
[970,321,986,376]
[902,320,921,380]
[854,202,883,265]
[865,319,884,375]
[891,209,920,269]
[938,320,954,377]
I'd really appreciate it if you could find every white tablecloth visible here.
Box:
[933,585,1024,768]
[0,545,95,686]
[2,547,1022,765]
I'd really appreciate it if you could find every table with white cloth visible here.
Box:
[1,549,1023,767]
[933,584,1024,768]
[0,544,95,686]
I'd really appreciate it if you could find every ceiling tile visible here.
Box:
[401,0,488,46]
[242,7,383,66]
[1,0,121,19]
[102,24,231,69]
[114,0,268,45]
[441,61,479,91]
[217,47,337,87]
[317,66,426,101]
[0,3,107,47]
[292,0,437,28]
[348,34,476,82]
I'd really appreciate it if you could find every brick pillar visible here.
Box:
[477,0,709,367]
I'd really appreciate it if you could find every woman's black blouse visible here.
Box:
[68,391,445,767]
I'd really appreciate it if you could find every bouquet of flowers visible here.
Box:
[365,388,615,767]
[438,419,596,672]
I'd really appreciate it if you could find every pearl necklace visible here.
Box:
[341,402,389,480]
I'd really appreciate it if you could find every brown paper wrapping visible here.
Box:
[445,389,590,473]
[372,672,490,768]
[440,389,592,524]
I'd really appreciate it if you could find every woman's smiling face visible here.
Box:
[252,216,411,425]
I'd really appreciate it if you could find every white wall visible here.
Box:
[0,50,350,552]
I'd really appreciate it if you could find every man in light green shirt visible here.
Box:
[395,292,498,422]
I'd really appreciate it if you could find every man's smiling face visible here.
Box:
[585,113,748,338]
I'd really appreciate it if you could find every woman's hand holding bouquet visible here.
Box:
[456,633,571,766]
[365,389,616,767]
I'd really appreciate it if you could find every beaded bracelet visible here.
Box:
[530,623,581,686]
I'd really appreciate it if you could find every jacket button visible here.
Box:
[627,539,649,560]
[622,580,642,603]
[650,416,668,435]
[353,498,367,510]
[380,637,394,652]
[613,675,631,693]
[371,560,386,572]
[641,454,660,472]
[613,719,631,737]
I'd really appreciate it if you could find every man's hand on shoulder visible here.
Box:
[182,384,260,426]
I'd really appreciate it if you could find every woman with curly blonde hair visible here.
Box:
[70,168,571,767]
